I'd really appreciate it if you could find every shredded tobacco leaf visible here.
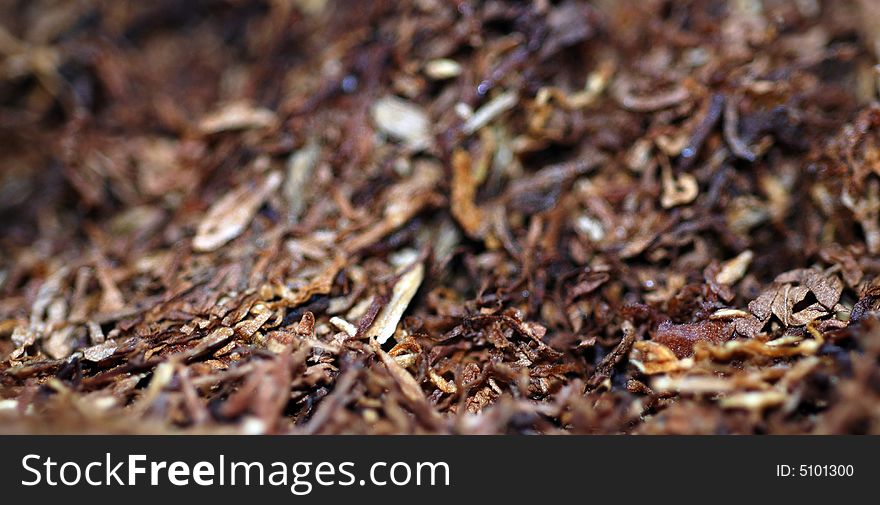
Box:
[1,0,880,434]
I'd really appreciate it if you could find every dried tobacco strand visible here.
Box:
[1,0,880,435]
[679,93,725,169]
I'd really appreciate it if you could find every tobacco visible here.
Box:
[1,0,880,435]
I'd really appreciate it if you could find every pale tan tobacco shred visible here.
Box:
[193,171,282,252]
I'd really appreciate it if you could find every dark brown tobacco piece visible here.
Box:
[652,320,731,359]
[1,0,880,435]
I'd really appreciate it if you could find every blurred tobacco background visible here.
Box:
[1,0,880,434]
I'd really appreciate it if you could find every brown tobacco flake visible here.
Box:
[723,95,757,162]
[94,253,125,313]
[770,284,811,326]
[280,254,347,306]
[233,306,273,339]
[747,269,843,329]
[733,314,765,339]
[450,149,487,239]
[652,320,731,359]
[504,152,604,213]
[185,327,234,360]
[588,321,637,388]
[6,0,880,435]
[344,162,443,253]
[193,171,282,252]
[803,271,844,309]
[748,288,777,322]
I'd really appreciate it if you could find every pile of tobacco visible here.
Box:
[2,0,880,434]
